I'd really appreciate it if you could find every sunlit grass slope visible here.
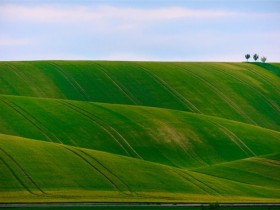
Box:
[0,134,279,203]
[1,95,280,169]
[0,61,279,130]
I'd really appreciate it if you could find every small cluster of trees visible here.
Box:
[245,54,267,63]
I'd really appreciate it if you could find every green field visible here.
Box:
[0,61,279,203]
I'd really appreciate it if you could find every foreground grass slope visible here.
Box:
[0,134,279,203]
[0,61,279,130]
[1,95,280,169]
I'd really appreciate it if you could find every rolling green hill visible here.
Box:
[1,95,280,169]
[1,61,279,130]
[0,61,279,203]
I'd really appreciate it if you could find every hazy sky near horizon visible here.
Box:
[0,0,279,61]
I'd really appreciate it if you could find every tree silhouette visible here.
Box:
[260,56,267,63]
[253,54,259,62]
[245,54,250,62]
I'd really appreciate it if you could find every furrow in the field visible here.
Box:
[61,146,126,193]
[0,97,55,142]
[78,149,133,194]
[209,121,256,157]
[49,62,91,100]
[210,65,280,113]
[5,64,45,97]
[137,64,200,113]
[94,63,140,105]
[245,66,280,95]
[173,63,257,125]
[57,100,131,156]
[173,170,211,195]
[0,147,46,195]
[2,96,63,144]
[0,156,34,195]
[61,101,143,159]
[89,103,204,167]
[182,171,221,196]
[59,100,134,155]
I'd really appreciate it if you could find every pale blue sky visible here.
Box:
[0,0,279,61]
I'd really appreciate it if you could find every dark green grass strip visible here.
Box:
[5,63,47,98]
[49,62,91,100]
[253,63,280,77]
[136,64,200,113]
[94,63,140,105]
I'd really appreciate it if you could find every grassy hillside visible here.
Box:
[1,61,279,130]
[194,153,280,189]
[0,134,279,203]
[0,61,279,203]
[253,63,280,77]
[1,95,280,169]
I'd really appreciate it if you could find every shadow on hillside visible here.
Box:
[251,62,280,77]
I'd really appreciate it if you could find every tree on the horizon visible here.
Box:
[245,54,250,62]
[253,54,259,62]
[260,56,267,63]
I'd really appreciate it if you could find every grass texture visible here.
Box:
[0,61,279,203]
